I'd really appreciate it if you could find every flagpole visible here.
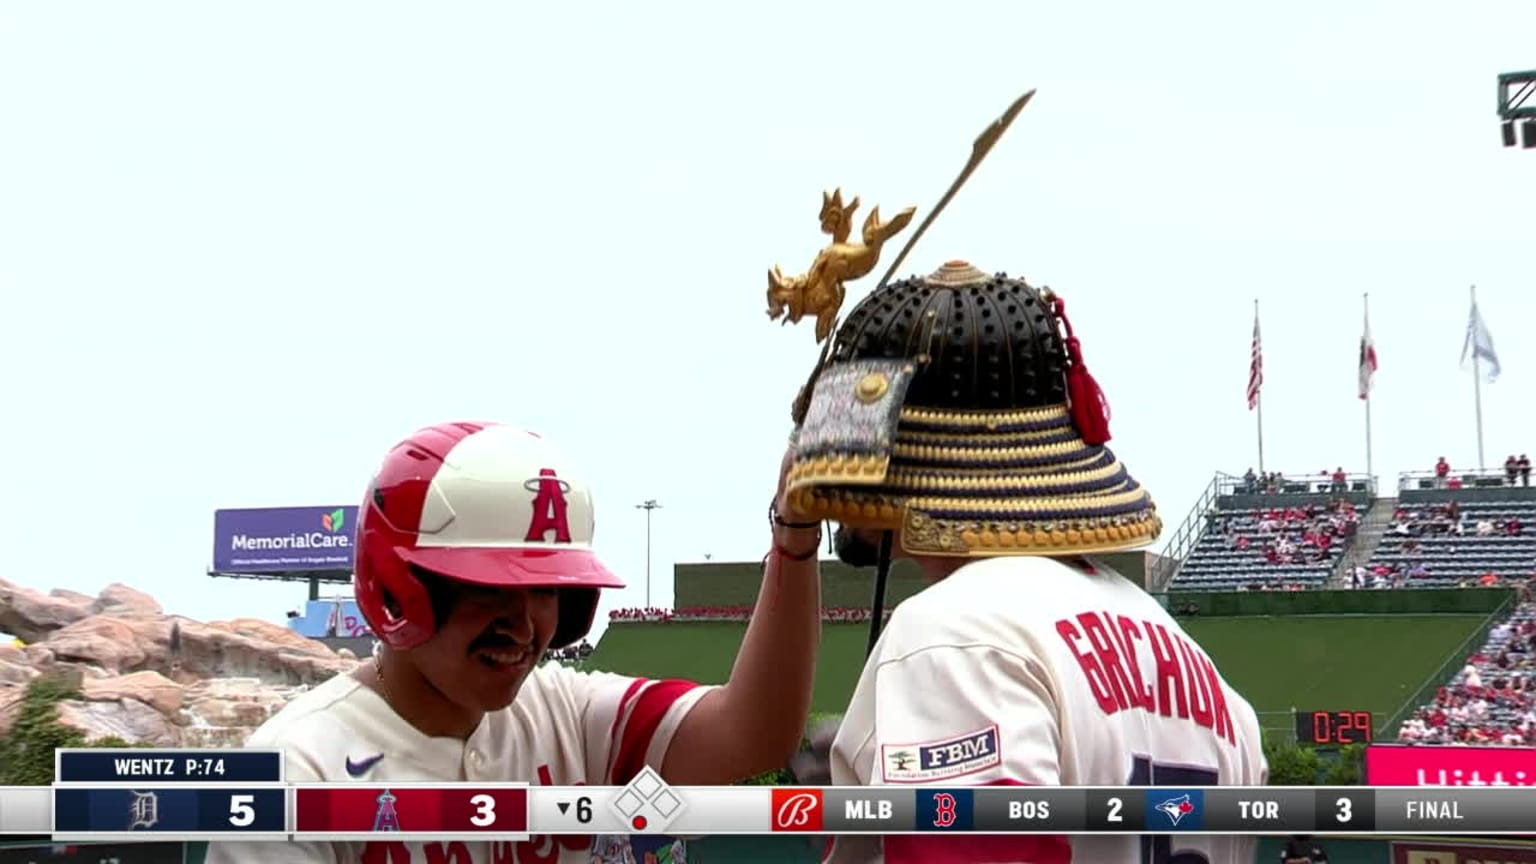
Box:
[1255,298,1265,475]
[1364,292,1374,484]
[1471,284,1486,470]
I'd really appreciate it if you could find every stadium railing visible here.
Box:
[1398,467,1528,491]
[1218,471,1376,497]
[1147,472,1231,592]
[1377,589,1517,738]
[1255,709,1297,744]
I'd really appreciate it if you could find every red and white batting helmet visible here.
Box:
[353,421,624,651]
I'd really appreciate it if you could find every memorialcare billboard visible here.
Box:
[1366,745,1536,786]
[212,506,359,574]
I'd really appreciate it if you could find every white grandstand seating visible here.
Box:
[1170,501,1359,591]
[1398,601,1536,745]
[1363,500,1536,588]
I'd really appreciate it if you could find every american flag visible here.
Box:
[1247,311,1263,410]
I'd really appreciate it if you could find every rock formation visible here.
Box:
[0,579,360,747]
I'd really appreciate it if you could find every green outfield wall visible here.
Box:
[1163,587,1515,616]
[674,550,1157,608]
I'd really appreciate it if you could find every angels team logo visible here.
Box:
[524,468,572,542]
[1155,794,1195,827]
[372,789,402,831]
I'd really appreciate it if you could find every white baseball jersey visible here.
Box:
[826,556,1266,864]
[205,663,714,864]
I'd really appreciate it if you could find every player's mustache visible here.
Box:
[467,626,529,654]
[833,525,884,569]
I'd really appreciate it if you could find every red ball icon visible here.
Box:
[632,815,648,830]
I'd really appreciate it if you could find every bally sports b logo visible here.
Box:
[524,468,572,543]
[771,789,823,832]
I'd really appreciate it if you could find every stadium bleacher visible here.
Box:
[1164,472,1371,591]
[1170,500,1359,590]
[1398,600,1536,745]
[1360,499,1535,588]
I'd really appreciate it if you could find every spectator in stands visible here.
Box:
[1399,605,1536,744]
[1243,467,1258,492]
[1508,455,1520,485]
[1222,501,1355,578]
[1522,454,1532,487]
[1330,467,1347,493]
[1435,456,1451,488]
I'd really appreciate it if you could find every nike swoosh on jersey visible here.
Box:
[345,754,384,776]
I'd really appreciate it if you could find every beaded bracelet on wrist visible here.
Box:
[769,499,822,531]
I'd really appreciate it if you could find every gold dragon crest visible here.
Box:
[766,188,915,344]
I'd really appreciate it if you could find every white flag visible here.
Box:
[1462,298,1501,383]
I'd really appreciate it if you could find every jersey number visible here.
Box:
[1128,757,1216,864]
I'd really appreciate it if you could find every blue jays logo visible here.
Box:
[1155,794,1195,827]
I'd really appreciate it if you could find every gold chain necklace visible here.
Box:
[373,653,392,706]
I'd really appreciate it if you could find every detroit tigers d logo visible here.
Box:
[524,468,572,543]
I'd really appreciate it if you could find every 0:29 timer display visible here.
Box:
[1294,710,1373,744]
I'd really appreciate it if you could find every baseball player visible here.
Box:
[207,421,823,864]
[783,260,1268,863]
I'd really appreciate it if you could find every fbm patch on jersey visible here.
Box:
[880,725,1001,783]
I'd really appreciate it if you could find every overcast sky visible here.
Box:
[3,2,1535,639]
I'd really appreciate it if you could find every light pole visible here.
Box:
[1498,70,1536,147]
[636,500,662,607]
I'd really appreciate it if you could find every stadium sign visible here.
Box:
[212,506,358,574]
[1392,840,1536,864]
[1366,745,1536,787]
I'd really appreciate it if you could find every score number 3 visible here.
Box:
[1335,796,1351,824]
[470,794,497,827]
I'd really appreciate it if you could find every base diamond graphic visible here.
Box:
[633,772,662,798]
[652,790,681,818]
[614,789,644,817]
[608,766,687,832]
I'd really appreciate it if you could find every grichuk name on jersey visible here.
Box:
[881,726,1001,783]
[1056,610,1237,746]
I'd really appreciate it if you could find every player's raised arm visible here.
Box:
[657,447,824,784]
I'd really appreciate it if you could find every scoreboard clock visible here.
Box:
[1294,710,1373,745]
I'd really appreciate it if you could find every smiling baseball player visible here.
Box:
[206,421,823,864]
[784,261,1268,863]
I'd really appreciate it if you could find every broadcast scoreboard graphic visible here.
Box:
[0,748,1526,841]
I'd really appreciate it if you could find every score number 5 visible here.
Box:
[229,795,255,827]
